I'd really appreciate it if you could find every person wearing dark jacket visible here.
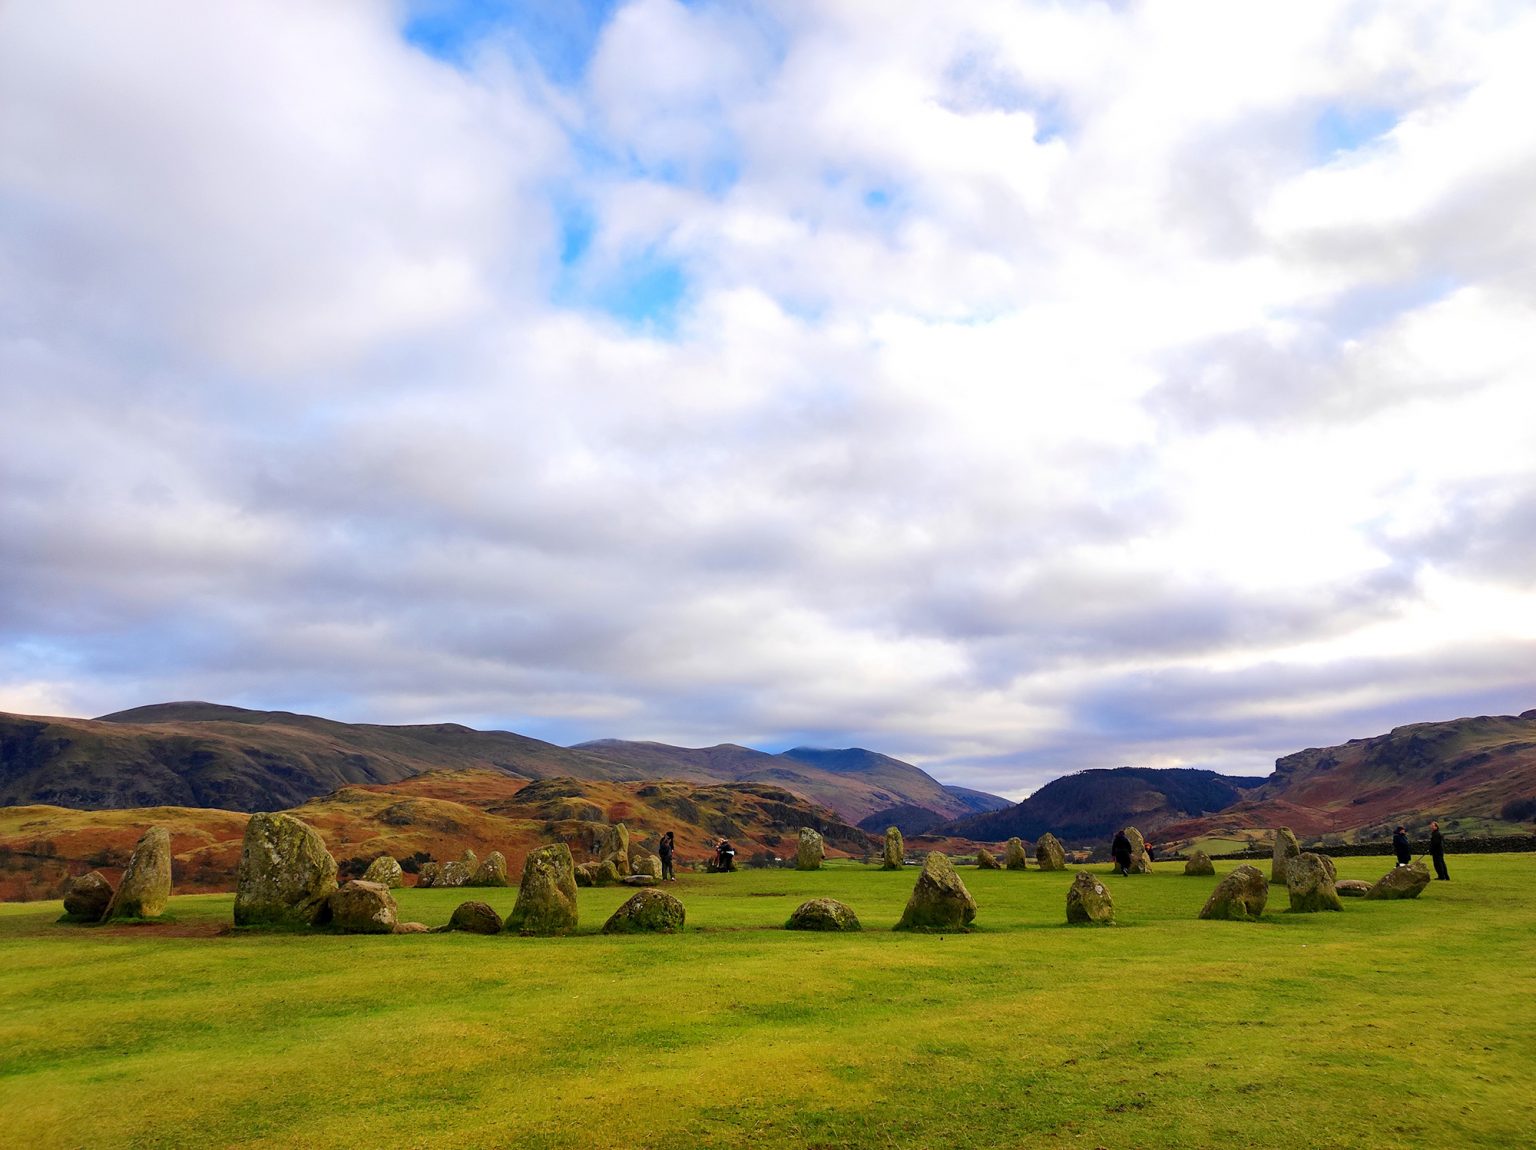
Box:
[1429,821,1449,880]
[1392,825,1412,867]
[659,831,676,881]
[1111,830,1132,877]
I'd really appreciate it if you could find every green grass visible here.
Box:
[2,857,1531,1149]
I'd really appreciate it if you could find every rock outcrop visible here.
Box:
[362,855,404,888]
[1065,871,1114,925]
[61,871,114,922]
[446,900,504,934]
[1198,864,1269,921]
[470,851,508,887]
[319,880,398,934]
[602,888,686,933]
[1364,862,1432,900]
[1004,837,1029,870]
[1035,833,1066,871]
[504,843,578,935]
[796,827,825,870]
[1183,850,1215,876]
[1272,827,1301,883]
[786,898,862,931]
[103,826,172,921]
[975,848,1001,869]
[1286,852,1343,912]
[234,812,338,927]
[1124,827,1152,874]
[894,853,977,932]
[882,827,904,870]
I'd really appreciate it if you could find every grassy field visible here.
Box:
[2,855,1531,1149]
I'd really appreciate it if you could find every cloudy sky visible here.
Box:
[3,1,1534,798]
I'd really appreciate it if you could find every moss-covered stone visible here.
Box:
[504,843,579,935]
[1034,833,1066,871]
[233,812,338,927]
[1124,827,1153,874]
[435,860,470,888]
[594,858,625,886]
[469,851,508,887]
[1198,864,1268,921]
[1183,850,1215,876]
[447,900,503,934]
[796,827,825,870]
[319,880,398,934]
[975,848,1001,869]
[460,849,478,872]
[1272,826,1301,883]
[103,826,172,921]
[895,852,977,932]
[61,871,114,922]
[1286,852,1343,913]
[362,855,404,888]
[1003,837,1029,870]
[574,862,599,887]
[1364,862,1431,900]
[598,824,631,875]
[1065,871,1114,925]
[786,897,861,931]
[602,888,686,933]
[1336,879,1371,897]
[416,862,440,888]
[882,827,904,870]
[629,851,662,880]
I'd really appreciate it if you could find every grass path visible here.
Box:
[2,855,1531,1149]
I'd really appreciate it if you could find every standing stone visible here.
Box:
[504,843,579,935]
[594,858,625,886]
[975,848,1001,869]
[895,853,977,931]
[574,862,599,887]
[786,898,861,931]
[629,851,663,880]
[1065,871,1115,925]
[796,827,825,871]
[598,824,631,876]
[62,871,114,922]
[1198,865,1269,921]
[319,880,398,934]
[233,812,338,927]
[470,851,509,887]
[1004,837,1029,870]
[1124,827,1153,874]
[436,860,470,888]
[416,862,441,888]
[446,900,503,934]
[882,827,905,870]
[1035,833,1067,871]
[363,855,404,888]
[1272,827,1301,883]
[1286,852,1343,913]
[1364,862,1432,900]
[103,827,172,921]
[602,888,686,933]
[460,849,478,873]
[1184,850,1215,876]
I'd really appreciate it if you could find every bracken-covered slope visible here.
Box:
[936,767,1267,847]
[1159,709,1536,844]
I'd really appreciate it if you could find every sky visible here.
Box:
[2,1,1534,800]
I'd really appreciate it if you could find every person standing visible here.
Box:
[1111,830,1132,877]
[659,831,676,881]
[1429,821,1450,881]
[1392,825,1411,867]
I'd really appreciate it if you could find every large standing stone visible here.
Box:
[1184,850,1215,876]
[362,855,404,888]
[103,826,172,920]
[1004,837,1029,870]
[1286,852,1343,912]
[435,860,470,888]
[598,824,631,876]
[796,827,825,870]
[62,871,114,922]
[1364,862,1432,900]
[602,888,686,933]
[1065,871,1114,925]
[894,853,977,931]
[460,849,478,872]
[1035,833,1066,871]
[1124,827,1153,874]
[786,898,861,931]
[1272,827,1301,883]
[504,843,579,935]
[1198,865,1269,921]
[470,851,508,887]
[975,848,1001,869]
[882,827,904,870]
[233,812,338,927]
[319,880,398,934]
[446,900,503,934]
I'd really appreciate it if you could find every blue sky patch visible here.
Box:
[1312,104,1398,159]
[402,0,621,80]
